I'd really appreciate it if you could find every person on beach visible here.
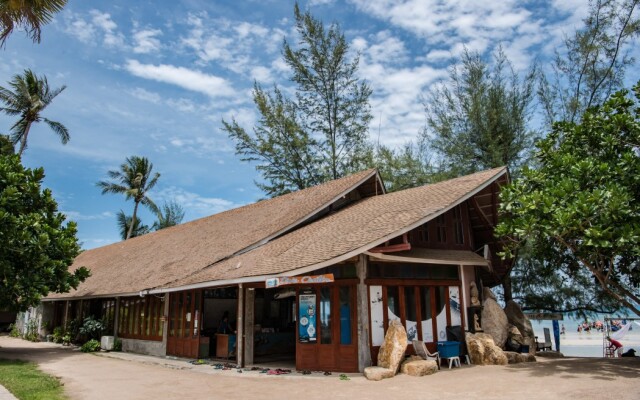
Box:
[606,336,623,357]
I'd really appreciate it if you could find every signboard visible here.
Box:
[298,290,317,343]
[266,273,334,288]
[524,313,564,321]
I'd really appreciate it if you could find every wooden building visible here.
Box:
[43,167,509,372]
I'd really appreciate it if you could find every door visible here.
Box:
[167,290,201,358]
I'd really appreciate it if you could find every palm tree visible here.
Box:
[153,200,185,230]
[97,156,160,240]
[0,69,68,156]
[1,0,67,46]
[116,210,150,240]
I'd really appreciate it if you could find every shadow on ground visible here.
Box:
[504,357,640,381]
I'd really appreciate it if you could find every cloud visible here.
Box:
[63,211,115,221]
[129,87,162,104]
[155,186,243,218]
[132,28,163,54]
[64,10,126,49]
[124,60,235,98]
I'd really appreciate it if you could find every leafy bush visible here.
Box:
[66,319,81,343]
[79,316,105,341]
[113,338,122,352]
[24,319,39,342]
[62,334,71,346]
[80,339,100,353]
[52,327,64,344]
[9,324,20,338]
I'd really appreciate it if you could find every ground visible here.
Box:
[1,336,639,400]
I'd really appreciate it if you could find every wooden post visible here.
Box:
[243,287,255,367]
[113,297,120,338]
[162,293,170,353]
[356,254,372,372]
[236,283,244,367]
[63,300,70,330]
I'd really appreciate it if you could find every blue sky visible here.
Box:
[0,0,614,249]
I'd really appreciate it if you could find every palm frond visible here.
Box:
[43,118,70,143]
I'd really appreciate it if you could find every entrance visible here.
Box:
[296,284,358,372]
[167,290,201,358]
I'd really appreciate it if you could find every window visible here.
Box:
[453,205,464,245]
[117,296,164,341]
[436,214,447,243]
[320,287,332,344]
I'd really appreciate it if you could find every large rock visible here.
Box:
[483,287,497,301]
[364,320,408,381]
[505,325,526,352]
[377,320,408,372]
[504,300,536,355]
[465,332,508,366]
[364,366,395,381]
[504,351,537,364]
[481,290,509,348]
[400,356,438,377]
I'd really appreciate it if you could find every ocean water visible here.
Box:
[531,318,640,357]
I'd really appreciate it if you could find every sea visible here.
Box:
[531,317,640,357]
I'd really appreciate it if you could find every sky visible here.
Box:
[0,0,615,249]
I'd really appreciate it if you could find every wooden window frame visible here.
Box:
[117,296,164,341]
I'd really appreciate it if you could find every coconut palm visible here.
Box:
[97,156,160,240]
[0,0,67,46]
[153,200,185,231]
[116,210,150,240]
[0,69,68,156]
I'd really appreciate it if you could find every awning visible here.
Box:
[364,248,491,268]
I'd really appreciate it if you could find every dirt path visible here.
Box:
[1,336,639,400]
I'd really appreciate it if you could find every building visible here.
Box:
[38,167,509,372]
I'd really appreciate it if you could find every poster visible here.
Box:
[298,291,317,343]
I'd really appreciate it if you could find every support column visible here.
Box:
[63,300,70,330]
[162,293,170,354]
[113,298,120,338]
[243,287,255,367]
[236,283,244,367]
[356,254,372,372]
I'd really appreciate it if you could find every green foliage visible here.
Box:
[497,82,640,315]
[372,142,439,192]
[539,0,640,127]
[0,359,66,400]
[24,319,39,342]
[0,155,89,312]
[423,46,538,176]
[97,155,160,240]
[0,0,68,47]
[52,326,64,343]
[0,134,13,155]
[79,316,104,341]
[80,339,101,353]
[113,338,122,352]
[9,323,19,337]
[153,200,185,230]
[116,210,149,240]
[61,333,71,346]
[0,69,69,155]
[224,3,372,197]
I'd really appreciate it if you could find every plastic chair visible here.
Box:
[412,340,441,370]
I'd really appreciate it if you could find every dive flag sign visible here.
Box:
[265,274,334,288]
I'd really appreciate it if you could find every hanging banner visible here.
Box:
[266,274,334,288]
[298,290,317,343]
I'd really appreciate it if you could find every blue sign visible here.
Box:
[298,292,317,343]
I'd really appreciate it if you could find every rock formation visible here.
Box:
[465,332,508,366]
[504,300,536,355]
[400,355,438,377]
[364,320,408,381]
[480,289,509,348]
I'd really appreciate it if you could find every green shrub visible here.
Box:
[24,319,39,342]
[113,338,122,352]
[52,326,64,344]
[79,316,105,341]
[9,323,20,338]
[62,334,71,346]
[80,339,101,353]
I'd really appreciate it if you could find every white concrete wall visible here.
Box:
[121,338,166,357]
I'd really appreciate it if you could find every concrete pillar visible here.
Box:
[162,293,170,354]
[236,284,244,367]
[243,287,255,366]
[356,254,372,372]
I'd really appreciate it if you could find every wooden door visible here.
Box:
[167,290,201,358]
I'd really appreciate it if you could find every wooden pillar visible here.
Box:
[113,297,120,338]
[356,254,372,372]
[162,293,170,353]
[63,300,70,330]
[243,287,255,366]
[236,283,244,367]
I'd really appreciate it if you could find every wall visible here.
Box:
[122,338,166,357]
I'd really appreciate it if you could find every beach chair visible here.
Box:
[535,328,552,351]
[412,340,441,370]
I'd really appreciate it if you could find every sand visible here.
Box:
[1,336,639,400]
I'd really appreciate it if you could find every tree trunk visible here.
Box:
[502,273,513,302]
[126,201,140,240]
[17,122,32,156]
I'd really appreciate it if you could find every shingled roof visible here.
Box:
[47,168,381,299]
[155,167,507,292]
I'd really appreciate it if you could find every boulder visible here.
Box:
[377,320,408,373]
[481,291,509,348]
[505,325,526,352]
[465,332,508,366]
[504,351,537,364]
[364,366,395,381]
[483,287,497,301]
[504,300,536,355]
[401,358,438,377]
[364,320,408,381]
[535,351,564,358]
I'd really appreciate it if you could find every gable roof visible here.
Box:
[47,168,381,299]
[153,167,507,293]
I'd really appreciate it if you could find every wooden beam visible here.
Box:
[472,196,494,228]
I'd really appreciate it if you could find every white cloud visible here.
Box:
[155,186,243,218]
[129,87,162,104]
[132,28,163,54]
[63,211,114,221]
[124,59,235,98]
[64,10,126,49]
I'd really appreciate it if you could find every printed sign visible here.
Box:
[266,274,334,288]
[524,313,564,320]
[298,290,317,343]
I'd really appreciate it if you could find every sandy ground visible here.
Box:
[1,336,639,400]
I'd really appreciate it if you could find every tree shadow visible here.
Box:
[505,357,640,381]
[0,338,81,364]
